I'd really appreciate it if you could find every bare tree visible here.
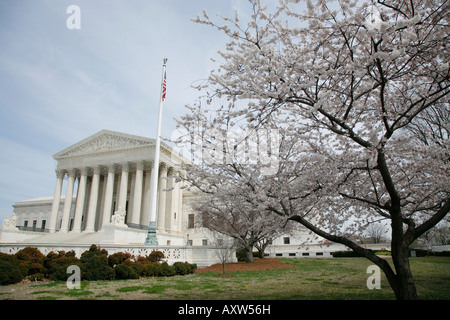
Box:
[211,236,237,274]
[365,223,387,244]
[191,187,287,263]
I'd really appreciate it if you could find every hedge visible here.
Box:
[0,253,26,285]
[332,250,366,257]
[0,245,197,285]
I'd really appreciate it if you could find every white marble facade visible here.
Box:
[2,130,191,245]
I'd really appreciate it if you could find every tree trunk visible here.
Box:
[390,241,419,300]
[245,246,254,263]
[257,240,270,258]
[257,248,265,259]
[288,213,420,299]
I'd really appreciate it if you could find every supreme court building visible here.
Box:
[0,130,231,266]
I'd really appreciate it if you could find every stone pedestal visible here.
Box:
[145,221,158,245]
[100,222,147,244]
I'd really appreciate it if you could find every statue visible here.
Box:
[111,207,126,226]
[2,213,19,230]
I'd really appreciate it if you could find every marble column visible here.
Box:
[177,171,184,232]
[165,167,175,231]
[131,162,144,226]
[101,164,115,228]
[157,164,167,231]
[72,168,88,233]
[141,166,152,227]
[117,163,129,214]
[84,167,100,233]
[59,169,76,233]
[48,170,65,233]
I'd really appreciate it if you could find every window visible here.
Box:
[202,239,208,246]
[167,240,171,245]
[302,252,309,256]
[188,214,195,229]
[24,221,28,228]
[289,253,296,257]
[174,212,177,220]
[41,220,46,230]
[283,237,290,244]
[276,253,283,257]
[32,220,37,230]
[316,252,323,256]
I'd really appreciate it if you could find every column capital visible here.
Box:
[105,164,116,173]
[145,160,154,171]
[67,169,77,177]
[92,166,102,175]
[80,167,89,176]
[159,162,168,173]
[56,170,65,179]
[120,162,129,172]
[136,161,145,171]
[167,166,175,176]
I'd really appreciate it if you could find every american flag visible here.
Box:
[162,70,167,101]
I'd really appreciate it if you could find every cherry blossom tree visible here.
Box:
[177,0,449,299]
[191,186,288,263]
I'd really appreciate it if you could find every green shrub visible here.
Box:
[108,252,133,267]
[173,262,189,275]
[0,253,26,285]
[173,262,197,275]
[139,261,162,277]
[332,251,364,257]
[114,263,139,280]
[43,251,83,281]
[15,247,45,276]
[236,247,247,261]
[80,245,114,281]
[187,263,197,273]
[159,262,176,277]
[435,251,450,257]
[148,250,165,262]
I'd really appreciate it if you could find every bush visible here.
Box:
[148,250,165,262]
[80,245,114,281]
[435,251,450,257]
[409,249,450,257]
[173,262,189,275]
[108,252,133,267]
[0,245,199,283]
[15,247,45,276]
[332,251,364,257]
[114,262,139,280]
[236,247,247,261]
[159,262,176,277]
[140,261,162,277]
[43,251,82,281]
[0,253,26,285]
[173,262,197,275]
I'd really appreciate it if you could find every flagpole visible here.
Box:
[145,58,167,245]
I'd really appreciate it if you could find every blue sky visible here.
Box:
[0,0,259,223]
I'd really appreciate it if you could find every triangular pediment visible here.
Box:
[53,130,155,159]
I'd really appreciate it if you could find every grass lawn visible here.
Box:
[0,257,448,300]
